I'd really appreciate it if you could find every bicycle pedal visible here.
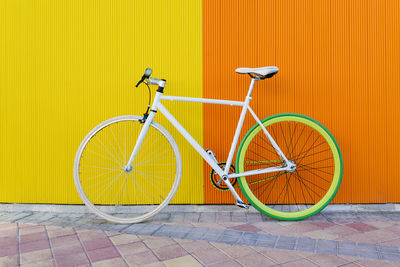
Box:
[236,201,250,209]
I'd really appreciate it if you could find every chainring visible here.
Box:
[210,162,237,191]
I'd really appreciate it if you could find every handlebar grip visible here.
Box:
[135,68,153,87]
[144,68,152,77]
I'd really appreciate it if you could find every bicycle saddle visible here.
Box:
[235,66,279,79]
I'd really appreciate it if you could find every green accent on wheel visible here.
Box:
[236,113,343,221]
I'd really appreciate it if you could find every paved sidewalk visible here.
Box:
[1,208,400,266]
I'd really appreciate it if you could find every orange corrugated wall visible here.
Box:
[202,0,400,203]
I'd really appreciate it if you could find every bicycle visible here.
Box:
[74,67,343,224]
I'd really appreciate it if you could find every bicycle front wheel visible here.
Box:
[236,113,343,220]
[74,115,182,224]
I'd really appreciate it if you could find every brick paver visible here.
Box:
[1,209,400,266]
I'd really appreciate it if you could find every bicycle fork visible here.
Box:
[124,85,165,172]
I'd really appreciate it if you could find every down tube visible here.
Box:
[157,103,224,176]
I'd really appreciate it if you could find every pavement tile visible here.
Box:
[323,224,359,237]
[167,213,184,223]
[207,259,242,267]
[385,224,400,235]
[295,237,316,252]
[316,239,337,254]
[122,223,146,234]
[20,239,50,253]
[52,244,85,256]
[49,234,80,248]
[280,258,319,266]
[191,248,228,265]
[381,238,400,247]
[77,229,106,241]
[252,222,287,235]
[139,224,163,236]
[110,233,140,245]
[380,245,399,254]
[365,221,394,229]
[116,241,149,256]
[177,240,214,253]
[153,244,188,261]
[123,250,159,266]
[0,255,18,267]
[92,257,128,267]
[276,236,297,250]
[359,243,378,251]
[338,241,357,249]
[0,228,17,237]
[20,231,48,244]
[256,248,304,264]
[54,252,90,267]
[46,227,74,238]
[304,229,339,240]
[246,213,263,223]
[231,213,247,223]
[8,212,33,223]
[256,235,278,248]
[142,261,166,267]
[212,243,255,259]
[20,248,52,265]
[143,236,176,250]
[192,222,226,229]
[99,223,130,232]
[381,252,400,262]
[105,230,120,237]
[359,249,381,259]
[20,259,55,267]
[198,213,216,223]
[342,229,395,244]
[183,212,200,223]
[0,245,18,257]
[0,236,17,248]
[310,222,336,229]
[235,252,276,266]
[307,253,349,267]
[339,263,363,266]
[229,223,261,233]
[18,225,45,235]
[277,222,319,236]
[82,237,113,251]
[142,262,165,267]
[338,248,358,257]
[163,255,201,267]
[346,222,378,232]
[356,258,400,267]
[86,246,120,263]
[215,213,231,223]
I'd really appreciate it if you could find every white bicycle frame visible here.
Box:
[125,77,294,204]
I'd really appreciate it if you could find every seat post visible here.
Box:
[246,77,258,98]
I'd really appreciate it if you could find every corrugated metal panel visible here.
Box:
[0,0,204,204]
[203,0,400,203]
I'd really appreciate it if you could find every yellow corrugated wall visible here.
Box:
[0,0,204,204]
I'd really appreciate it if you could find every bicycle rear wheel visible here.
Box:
[74,115,182,223]
[236,113,343,220]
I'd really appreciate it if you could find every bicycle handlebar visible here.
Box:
[136,68,166,89]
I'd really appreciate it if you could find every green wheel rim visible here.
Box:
[236,113,343,220]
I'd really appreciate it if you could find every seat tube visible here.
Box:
[223,78,257,176]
